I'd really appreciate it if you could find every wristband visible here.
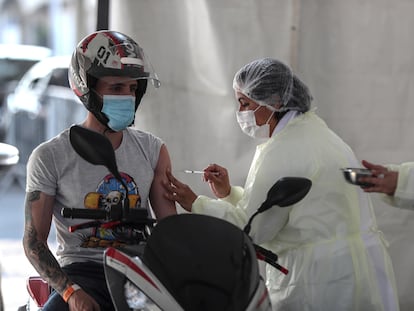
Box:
[62,284,81,303]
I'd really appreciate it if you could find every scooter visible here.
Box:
[22,125,312,310]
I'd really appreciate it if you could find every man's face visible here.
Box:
[95,76,138,97]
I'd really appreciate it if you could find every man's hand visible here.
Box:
[67,289,100,311]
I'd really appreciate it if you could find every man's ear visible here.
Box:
[134,79,148,109]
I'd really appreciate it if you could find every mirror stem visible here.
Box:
[121,180,130,221]
[243,210,260,235]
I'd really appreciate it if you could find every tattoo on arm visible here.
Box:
[23,191,71,294]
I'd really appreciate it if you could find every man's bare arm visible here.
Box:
[23,191,72,294]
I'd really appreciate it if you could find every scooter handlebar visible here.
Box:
[254,243,289,275]
[61,207,108,220]
[61,207,155,226]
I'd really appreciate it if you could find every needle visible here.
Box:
[183,170,219,175]
[183,170,205,174]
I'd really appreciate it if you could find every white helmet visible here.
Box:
[68,30,160,126]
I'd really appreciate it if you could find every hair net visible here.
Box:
[232,58,313,112]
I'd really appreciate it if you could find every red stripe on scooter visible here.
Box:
[257,289,269,308]
[106,247,160,290]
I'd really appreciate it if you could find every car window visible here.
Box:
[48,68,69,87]
[28,78,42,90]
[0,59,38,83]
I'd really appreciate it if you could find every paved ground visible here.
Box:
[0,181,31,311]
[0,182,56,311]
[1,239,37,310]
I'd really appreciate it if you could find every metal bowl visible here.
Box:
[341,167,373,187]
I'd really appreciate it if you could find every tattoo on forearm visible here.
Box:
[27,190,41,202]
[23,191,71,293]
[24,191,40,222]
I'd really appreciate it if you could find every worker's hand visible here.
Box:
[359,160,398,195]
[165,169,198,211]
[203,163,231,198]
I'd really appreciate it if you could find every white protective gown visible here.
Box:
[192,110,399,311]
[381,162,414,209]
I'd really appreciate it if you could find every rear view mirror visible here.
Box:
[244,177,312,234]
[258,177,312,212]
[69,125,122,183]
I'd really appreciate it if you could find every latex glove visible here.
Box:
[165,169,197,211]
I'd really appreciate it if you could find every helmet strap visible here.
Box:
[88,90,112,128]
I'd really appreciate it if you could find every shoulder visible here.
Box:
[26,129,72,193]
[125,127,164,145]
[289,110,344,142]
[291,110,326,128]
[30,128,71,159]
[122,128,165,167]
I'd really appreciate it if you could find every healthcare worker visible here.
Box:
[360,159,414,209]
[165,58,399,311]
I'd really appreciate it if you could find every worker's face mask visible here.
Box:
[236,105,274,139]
[101,95,136,132]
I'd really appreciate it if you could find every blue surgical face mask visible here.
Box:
[101,95,136,131]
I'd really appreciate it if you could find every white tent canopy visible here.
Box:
[111,1,414,309]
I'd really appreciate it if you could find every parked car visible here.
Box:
[5,55,86,187]
[0,44,51,142]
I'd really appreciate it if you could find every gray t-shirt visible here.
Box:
[26,127,163,266]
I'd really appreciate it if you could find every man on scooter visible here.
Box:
[22,30,176,311]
